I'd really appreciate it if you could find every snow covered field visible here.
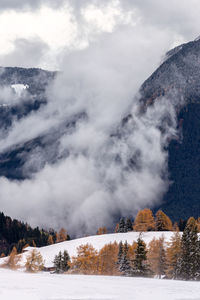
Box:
[24,231,175,267]
[1,232,200,299]
[0,268,200,300]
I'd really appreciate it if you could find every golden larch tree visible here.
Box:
[25,249,44,272]
[70,244,98,275]
[56,228,68,243]
[22,243,30,251]
[47,235,54,245]
[114,223,119,233]
[196,217,200,233]
[147,236,167,277]
[98,242,118,275]
[127,241,137,262]
[96,227,107,235]
[166,230,181,278]
[155,210,173,231]
[133,208,155,231]
[3,247,21,270]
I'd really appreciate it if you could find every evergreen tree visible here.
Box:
[62,250,70,272]
[132,235,151,277]
[176,217,199,280]
[125,218,133,232]
[118,218,126,233]
[117,241,123,266]
[119,241,131,276]
[157,237,167,278]
[53,251,63,273]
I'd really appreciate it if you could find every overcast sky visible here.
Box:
[0,0,200,69]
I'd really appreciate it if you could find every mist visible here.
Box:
[0,1,187,235]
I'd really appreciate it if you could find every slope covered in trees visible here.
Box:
[1,213,200,281]
[51,218,200,280]
[0,212,60,256]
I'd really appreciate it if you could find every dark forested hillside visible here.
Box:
[0,212,57,256]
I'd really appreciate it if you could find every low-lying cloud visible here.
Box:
[0,20,182,236]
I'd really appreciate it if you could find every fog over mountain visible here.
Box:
[0,1,199,235]
[0,28,173,235]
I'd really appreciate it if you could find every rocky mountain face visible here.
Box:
[140,39,200,107]
[139,38,200,220]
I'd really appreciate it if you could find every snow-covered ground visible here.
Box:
[0,268,200,300]
[0,232,199,299]
[24,231,175,267]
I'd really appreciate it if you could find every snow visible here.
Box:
[194,35,200,41]
[23,231,175,267]
[0,232,199,299]
[11,84,29,96]
[0,268,200,300]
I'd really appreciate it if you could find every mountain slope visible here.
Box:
[0,67,57,178]
[138,39,200,220]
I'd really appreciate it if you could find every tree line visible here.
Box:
[0,212,70,256]
[96,208,200,235]
[53,217,200,280]
[1,207,199,258]
[2,216,200,280]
